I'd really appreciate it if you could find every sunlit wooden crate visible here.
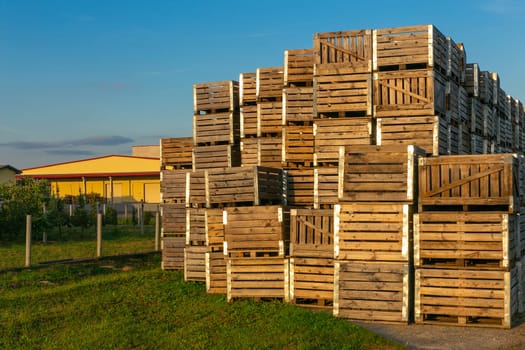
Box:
[415,266,521,328]
[161,235,185,270]
[240,136,283,168]
[335,261,412,324]
[160,137,193,170]
[282,87,314,125]
[256,67,284,101]
[192,144,241,170]
[373,24,448,72]
[193,80,239,114]
[313,29,372,68]
[334,203,413,263]
[184,245,207,282]
[240,72,257,106]
[284,49,314,87]
[193,111,240,146]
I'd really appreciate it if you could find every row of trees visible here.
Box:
[0,178,120,241]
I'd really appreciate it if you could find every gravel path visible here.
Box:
[355,317,525,350]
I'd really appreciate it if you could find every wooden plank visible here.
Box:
[184,246,207,282]
[161,235,185,270]
[192,144,241,170]
[313,29,372,67]
[194,80,239,113]
[160,137,193,170]
[284,49,314,86]
[415,267,519,328]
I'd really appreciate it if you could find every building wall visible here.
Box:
[50,176,160,203]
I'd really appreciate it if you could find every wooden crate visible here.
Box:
[469,97,484,135]
[240,137,283,168]
[447,37,466,83]
[240,72,257,106]
[465,63,480,98]
[314,117,373,165]
[458,121,472,155]
[187,169,207,207]
[256,67,284,101]
[418,153,521,212]
[339,144,425,202]
[479,71,495,105]
[160,169,188,204]
[207,166,285,206]
[193,111,240,145]
[240,104,258,137]
[335,261,412,324]
[223,205,288,258]
[282,87,314,125]
[186,208,207,246]
[414,211,520,269]
[192,144,241,170]
[257,101,283,135]
[282,125,314,167]
[315,166,339,208]
[415,267,521,328]
[193,80,239,114]
[314,65,372,117]
[373,68,447,118]
[483,104,497,139]
[161,235,185,270]
[376,115,448,156]
[373,24,448,72]
[161,203,186,236]
[289,208,334,308]
[160,137,193,170]
[285,168,315,207]
[227,257,290,302]
[206,251,227,294]
[313,29,372,67]
[204,208,225,250]
[290,256,334,309]
[334,203,413,263]
[184,245,207,282]
[458,85,470,123]
[284,49,314,86]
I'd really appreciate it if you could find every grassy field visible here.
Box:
[0,225,156,270]
[0,253,405,350]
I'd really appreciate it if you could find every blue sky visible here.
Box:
[1,0,524,169]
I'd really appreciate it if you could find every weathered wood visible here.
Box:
[241,104,258,137]
[193,111,240,145]
[335,203,413,263]
[240,72,257,106]
[256,67,284,101]
[161,235,185,270]
[415,267,520,328]
[335,261,411,324]
[290,208,334,254]
[227,257,290,302]
[340,144,426,202]
[282,87,314,125]
[314,117,373,165]
[314,29,372,67]
[193,80,239,114]
[373,68,447,118]
[376,115,446,156]
[184,245,207,282]
[446,37,466,84]
[224,205,288,257]
[418,153,521,211]
[285,168,315,207]
[240,137,283,168]
[160,137,193,170]
[284,49,314,86]
[373,24,448,72]
[257,101,283,135]
[314,65,372,117]
[160,169,188,204]
[290,256,334,309]
[414,211,519,268]
[160,203,186,235]
[192,144,241,170]
[283,125,314,167]
[206,251,227,294]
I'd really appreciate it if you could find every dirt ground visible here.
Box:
[354,316,525,350]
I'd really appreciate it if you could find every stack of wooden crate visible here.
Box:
[333,144,425,324]
[415,154,524,327]
[193,81,241,169]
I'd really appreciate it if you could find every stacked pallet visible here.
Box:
[193,81,241,169]
[333,144,425,324]
[415,154,524,328]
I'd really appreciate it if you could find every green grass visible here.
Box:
[0,225,156,270]
[0,253,405,350]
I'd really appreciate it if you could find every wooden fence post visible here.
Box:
[97,213,102,257]
[155,206,160,251]
[25,215,32,267]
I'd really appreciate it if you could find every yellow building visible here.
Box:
[20,155,160,203]
[0,164,20,185]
